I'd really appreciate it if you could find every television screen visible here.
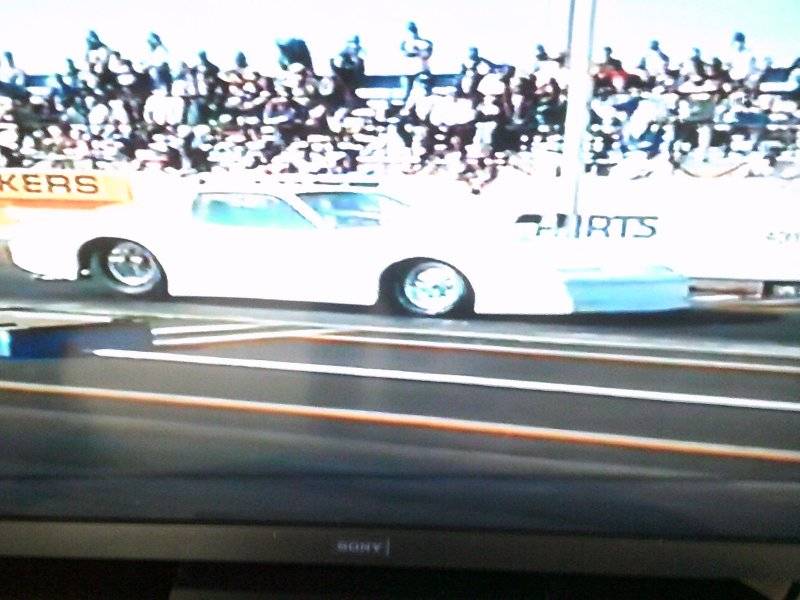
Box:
[0,0,799,578]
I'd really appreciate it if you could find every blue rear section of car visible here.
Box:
[564,270,691,313]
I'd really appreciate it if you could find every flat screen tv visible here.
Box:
[0,0,799,582]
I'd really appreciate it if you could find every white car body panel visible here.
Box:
[503,202,800,285]
[6,182,691,315]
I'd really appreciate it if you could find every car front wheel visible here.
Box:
[90,240,165,296]
[393,260,470,317]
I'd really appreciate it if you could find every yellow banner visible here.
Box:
[0,206,13,226]
[0,170,132,208]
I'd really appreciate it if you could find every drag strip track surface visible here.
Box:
[1,268,800,540]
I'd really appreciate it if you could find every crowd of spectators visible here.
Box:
[1,27,799,190]
[586,33,800,178]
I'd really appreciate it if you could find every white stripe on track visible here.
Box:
[0,310,111,323]
[299,334,800,375]
[107,310,800,360]
[6,302,800,360]
[314,325,800,360]
[93,349,800,413]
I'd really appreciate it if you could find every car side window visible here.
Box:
[300,192,370,212]
[297,191,406,227]
[193,193,314,229]
[516,214,543,224]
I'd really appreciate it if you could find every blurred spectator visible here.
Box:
[400,22,433,101]
[49,74,77,106]
[108,51,128,77]
[277,38,314,73]
[85,30,111,68]
[509,72,537,124]
[401,70,433,115]
[726,32,756,84]
[0,52,26,87]
[263,96,302,143]
[458,47,500,99]
[330,36,365,96]
[222,58,272,127]
[63,59,82,89]
[642,40,669,83]
[223,52,257,87]
[708,58,733,87]
[196,50,221,97]
[173,62,200,97]
[181,61,220,127]
[681,48,707,81]
[400,21,433,73]
[86,94,111,131]
[278,63,319,106]
[145,33,172,93]
[595,47,627,92]
[143,88,185,126]
[473,92,505,153]
[62,96,90,125]
[600,46,623,71]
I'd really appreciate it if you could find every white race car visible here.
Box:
[7,180,690,317]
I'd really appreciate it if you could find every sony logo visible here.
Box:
[334,539,390,557]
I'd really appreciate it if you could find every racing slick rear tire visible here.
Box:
[392,260,471,317]
[90,240,166,297]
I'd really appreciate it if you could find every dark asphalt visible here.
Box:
[3,352,799,451]
[1,264,800,540]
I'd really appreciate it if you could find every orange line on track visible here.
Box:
[153,328,350,351]
[1,380,799,465]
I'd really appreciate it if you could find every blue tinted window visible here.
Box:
[298,192,406,227]
[193,194,313,229]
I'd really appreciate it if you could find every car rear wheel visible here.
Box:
[393,260,470,317]
[90,240,165,296]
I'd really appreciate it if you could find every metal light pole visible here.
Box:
[560,0,597,236]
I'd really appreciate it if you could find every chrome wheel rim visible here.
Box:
[402,263,466,315]
[106,242,160,288]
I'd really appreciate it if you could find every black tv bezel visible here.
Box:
[2,520,800,578]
